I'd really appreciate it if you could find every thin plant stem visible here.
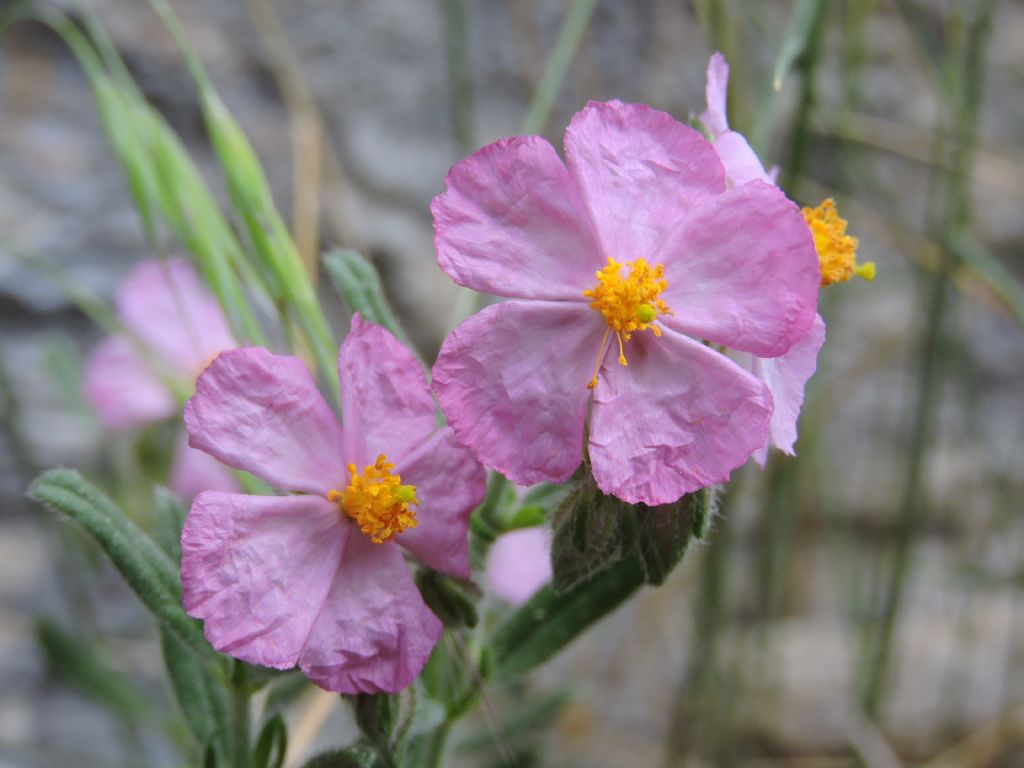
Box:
[230,661,251,768]
[860,0,995,719]
[441,0,475,155]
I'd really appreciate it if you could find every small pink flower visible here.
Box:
[83,259,238,497]
[431,100,819,505]
[181,315,487,693]
[701,54,826,464]
[485,527,552,606]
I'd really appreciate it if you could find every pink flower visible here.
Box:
[83,259,238,497]
[180,315,487,693]
[701,54,827,464]
[485,527,552,606]
[431,100,820,505]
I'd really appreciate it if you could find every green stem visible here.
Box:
[230,661,251,768]
[422,720,451,768]
[440,0,475,154]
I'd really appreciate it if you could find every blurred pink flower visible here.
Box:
[485,527,552,606]
[181,315,487,693]
[83,259,238,496]
[701,54,826,464]
[431,100,819,505]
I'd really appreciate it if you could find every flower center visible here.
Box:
[327,454,419,544]
[582,257,671,389]
[802,198,875,287]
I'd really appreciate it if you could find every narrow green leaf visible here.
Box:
[322,250,409,345]
[490,555,645,679]
[154,486,188,564]
[161,627,230,756]
[36,618,149,722]
[253,714,288,768]
[299,745,382,768]
[28,469,217,662]
[772,0,824,91]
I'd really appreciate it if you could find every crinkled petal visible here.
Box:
[181,492,347,670]
[338,314,438,468]
[700,52,730,136]
[661,180,819,357]
[564,100,725,260]
[433,301,602,486]
[84,335,176,430]
[169,430,240,500]
[393,428,486,579]
[432,135,601,300]
[118,259,236,376]
[714,130,772,186]
[752,314,826,458]
[298,533,443,693]
[186,348,346,495]
[590,327,772,505]
[485,527,553,606]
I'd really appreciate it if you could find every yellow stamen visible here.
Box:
[802,198,876,287]
[582,257,671,387]
[327,454,419,544]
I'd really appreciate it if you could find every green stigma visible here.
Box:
[394,485,418,504]
[635,303,657,324]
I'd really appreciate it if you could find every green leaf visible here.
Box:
[161,627,229,756]
[490,555,645,680]
[253,714,288,768]
[28,469,217,663]
[299,745,382,768]
[153,486,187,564]
[36,618,149,722]
[353,693,396,754]
[772,0,825,91]
[323,250,409,346]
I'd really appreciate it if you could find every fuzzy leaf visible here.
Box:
[161,627,229,756]
[253,714,288,768]
[323,250,409,346]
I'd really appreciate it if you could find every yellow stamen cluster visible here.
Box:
[802,198,875,287]
[327,454,419,544]
[583,257,671,388]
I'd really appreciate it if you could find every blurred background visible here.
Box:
[1,0,1021,765]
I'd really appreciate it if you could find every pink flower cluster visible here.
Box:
[154,53,831,694]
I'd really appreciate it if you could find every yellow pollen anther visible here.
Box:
[327,454,419,544]
[802,198,875,287]
[583,257,671,388]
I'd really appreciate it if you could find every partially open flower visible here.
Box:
[432,100,820,505]
[181,315,486,693]
[83,259,238,497]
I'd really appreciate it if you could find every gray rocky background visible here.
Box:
[1,0,1022,766]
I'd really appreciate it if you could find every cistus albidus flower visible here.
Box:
[701,53,873,464]
[431,100,820,505]
[83,258,238,498]
[485,527,553,606]
[181,315,486,693]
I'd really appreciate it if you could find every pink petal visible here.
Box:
[589,327,772,505]
[338,314,438,468]
[169,430,240,500]
[117,259,236,377]
[83,335,176,430]
[485,527,553,606]
[433,301,602,486]
[432,135,601,300]
[564,100,725,260]
[714,130,772,186]
[181,492,348,670]
[752,314,826,457]
[700,52,731,136]
[661,180,820,357]
[298,533,443,693]
[185,348,346,495]
[393,428,487,579]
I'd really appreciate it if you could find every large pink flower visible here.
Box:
[701,54,827,464]
[181,315,487,693]
[431,100,820,505]
[83,259,238,497]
